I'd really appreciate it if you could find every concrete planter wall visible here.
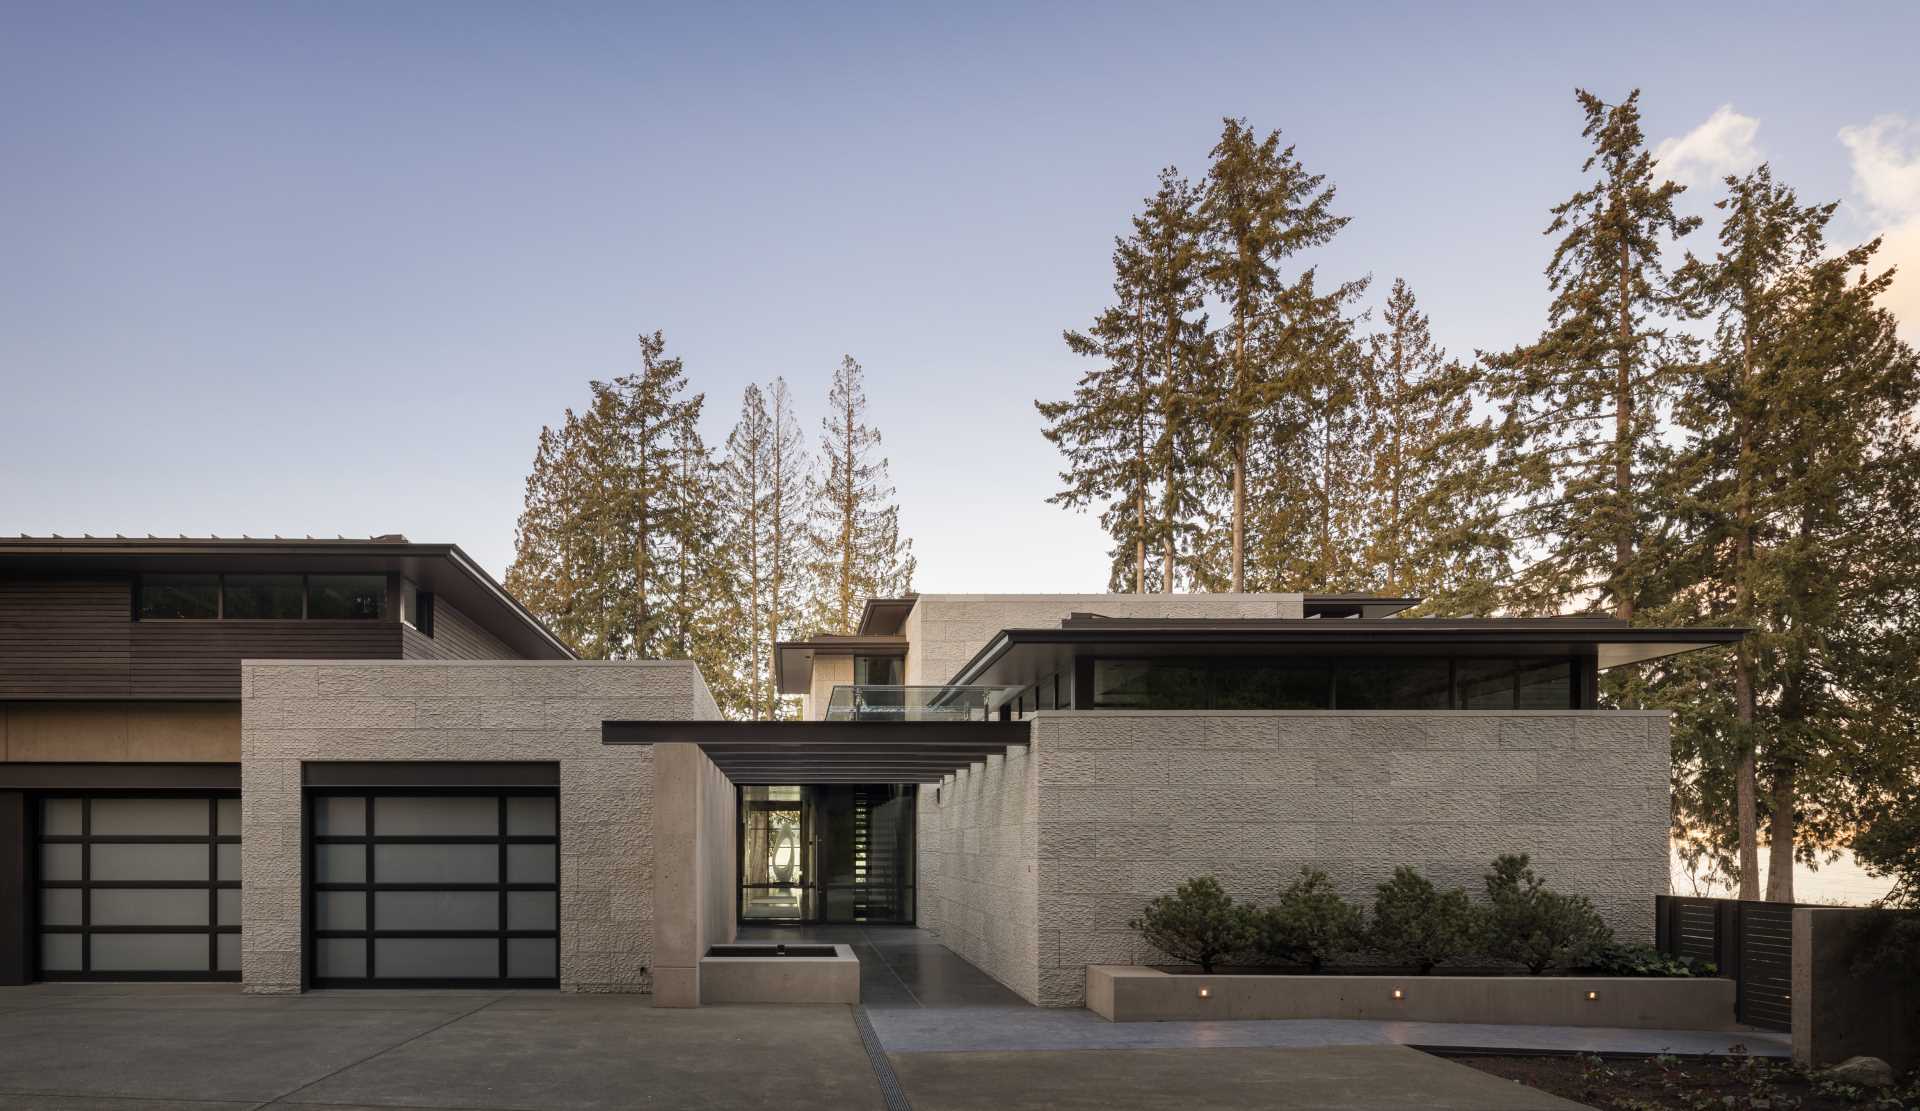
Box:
[1087,965,1737,1028]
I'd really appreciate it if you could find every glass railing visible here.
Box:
[823,685,1018,721]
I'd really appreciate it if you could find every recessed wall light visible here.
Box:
[1586,991,1598,1001]
[1197,987,1210,999]
[1392,989,1404,1000]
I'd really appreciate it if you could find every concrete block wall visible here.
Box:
[916,746,1040,1001]
[923,709,1672,1007]
[901,594,1305,687]
[239,659,719,995]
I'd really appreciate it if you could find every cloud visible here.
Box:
[1655,105,1762,187]
[1839,115,1920,341]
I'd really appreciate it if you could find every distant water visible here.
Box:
[1669,841,1896,906]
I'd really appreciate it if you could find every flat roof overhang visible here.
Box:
[601,720,1030,783]
[773,635,908,695]
[949,620,1749,688]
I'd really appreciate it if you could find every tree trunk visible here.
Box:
[1614,237,1635,624]
[1734,323,1760,899]
[1231,309,1247,593]
[1765,767,1794,902]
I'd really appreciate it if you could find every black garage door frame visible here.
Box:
[302,762,561,990]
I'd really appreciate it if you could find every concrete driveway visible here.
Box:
[0,984,1587,1110]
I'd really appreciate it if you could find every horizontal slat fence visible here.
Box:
[1655,894,1807,1032]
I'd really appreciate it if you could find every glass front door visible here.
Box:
[737,784,914,925]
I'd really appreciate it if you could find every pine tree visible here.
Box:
[720,385,775,717]
[764,377,809,717]
[807,356,915,635]
[1486,89,1699,623]
[1199,118,1351,592]
[1354,279,1508,611]
[505,331,715,665]
[1655,167,1920,900]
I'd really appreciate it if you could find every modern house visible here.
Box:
[2,539,1741,1007]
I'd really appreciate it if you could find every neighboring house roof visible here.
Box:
[950,615,1746,688]
[0,534,574,660]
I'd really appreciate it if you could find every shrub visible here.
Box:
[1482,853,1613,974]
[1254,866,1365,972]
[1129,875,1256,973]
[1369,866,1481,974]
[1582,942,1714,977]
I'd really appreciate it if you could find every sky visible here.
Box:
[3,2,1918,589]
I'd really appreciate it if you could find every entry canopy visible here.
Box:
[601,720,1032,783]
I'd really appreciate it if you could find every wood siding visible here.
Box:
[401,598,519,661]
[2,575,406,698]
[130,621,401,697]
[0,578,132,696]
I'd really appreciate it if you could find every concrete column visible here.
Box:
[652,742,704,1007]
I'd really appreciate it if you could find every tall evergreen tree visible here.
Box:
[1655,176,1920,899]
[1199,118,1351,591]
[807,356,915,634]
[720,385,775,717]
[505,332,746,717]
[1486,89,1699,623]
[764,377,809,716]
[1042,260,1157,592]
[1354,279,1508,611]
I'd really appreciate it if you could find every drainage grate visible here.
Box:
[854,1006,913,1111]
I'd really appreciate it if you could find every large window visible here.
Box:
[138,575,220,619]
[222,575,305,619]
[1090,656,1579,711]
[853,655,903,685]
[137,574,388,620]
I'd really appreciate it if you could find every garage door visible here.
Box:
[308,790,559,987]
[36,794,241,981]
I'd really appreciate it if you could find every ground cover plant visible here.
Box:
[1457,1050,1920,1110]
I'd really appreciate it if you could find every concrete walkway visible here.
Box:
[867,1003,1791,1057]
[0,984,885,1110]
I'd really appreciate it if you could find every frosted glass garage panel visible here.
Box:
[91,798,208,836]
[40,798,81,836]
[316,845,366,883]
[507,844,556,884]
[91,843,209,882]
[507,891,557,931]
[217,843,242,880]
[506,796,557,836]
[39,934,81,971]
[508,939,557,979]
[314,891,366,931]
[218,888,242,926]
[314,796,365,836]
[374,844,497,884]
[92,888,210,927]
[374,796,497,836]
[217,798,241,836]
[91,933,210,972]
[39,843,81,881]
[40,888,81,926]
[317,938,367,979]
[375,938,499,979]
[376,891,498,931]
[217,933,241,972]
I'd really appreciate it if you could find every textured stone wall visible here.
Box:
[921,709,1672,1006]
[916,746,1040,1001]
[901,594,1306,687]
[239,659,718,995]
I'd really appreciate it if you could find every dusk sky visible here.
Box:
[5,2,1917,589]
